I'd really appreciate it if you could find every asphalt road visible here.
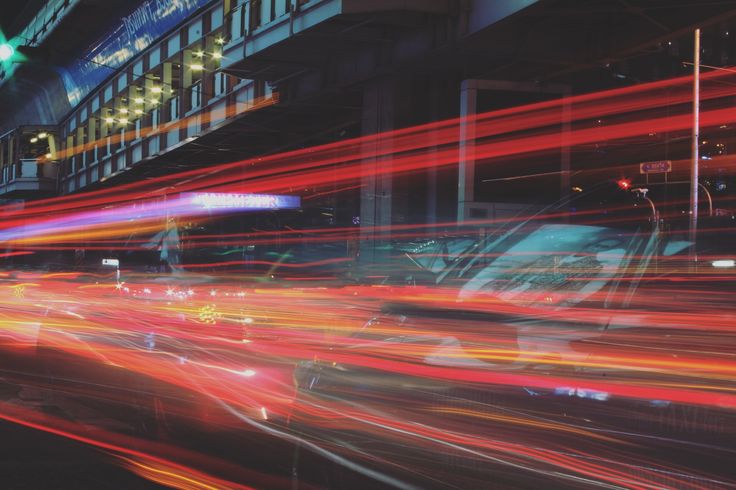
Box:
[0,417,165,489]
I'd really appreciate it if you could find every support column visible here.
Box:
[162,62,173,103]
[560,93,572,202]
[76,126,85,170]
[690,28,701,259]
[457,80,477,223]
[204,35,218,100]
[86,118,95,162]
[426,79,441,225]
[360,77,395,268]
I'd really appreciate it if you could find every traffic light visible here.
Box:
[617,178,632,191]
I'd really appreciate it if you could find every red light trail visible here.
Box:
[0,68,734,488]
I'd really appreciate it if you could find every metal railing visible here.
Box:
[1,159,58,183]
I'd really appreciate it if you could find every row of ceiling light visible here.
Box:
[190,49,223,71]
[101,86,170,124]
[100,48,223,124]
[29,131,49,143]
[25,131,53,160]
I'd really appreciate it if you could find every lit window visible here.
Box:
[191,82,202,108]
[188,19,203,42]
[169,97,179,121]
[167,34,180,55]
[214,72,227,96]
[133,60,144,80]
[151,108,160,129]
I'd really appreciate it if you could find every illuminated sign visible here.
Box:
[102,258,120,267]
[639,160,672,174]
[185,193,301,210]
[61,0,211,106]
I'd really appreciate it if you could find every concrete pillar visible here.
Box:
[360,77,396,267]
[204,35,218,104]
[426,79,442,225]
[457,80,477,223]
[65,135,73,163]
[76,126,85,169]
[100,108,111,138]
[143,76,156,132]
[162,62,173,102]
[113,96,126,151]
[85,118,95,160]
[183,50,194,89]
[560,95,571,202]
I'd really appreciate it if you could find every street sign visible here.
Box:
[102,258,119,267]
[639,160,672,174]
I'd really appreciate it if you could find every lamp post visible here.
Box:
[632,188,658,230]
[689,28,700,261]
[699,182,713,217]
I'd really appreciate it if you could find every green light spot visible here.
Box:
[0,43,13,61]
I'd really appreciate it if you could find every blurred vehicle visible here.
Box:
[1,181,734,488]
[0,272,298,445]
[290,181,736,488]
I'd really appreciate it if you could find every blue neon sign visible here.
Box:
[61,0,213,106]
[185,193,302,211]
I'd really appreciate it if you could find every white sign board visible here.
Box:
[639,160,672,174]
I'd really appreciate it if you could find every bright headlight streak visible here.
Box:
[712,259,735,268]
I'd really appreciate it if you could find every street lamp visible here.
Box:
[631,187,659,229]
[690,28,700,260]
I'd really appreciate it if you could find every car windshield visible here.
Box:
[454,223,635,307]
[444,220,699,314]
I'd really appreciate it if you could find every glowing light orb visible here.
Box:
[0,43,13,62]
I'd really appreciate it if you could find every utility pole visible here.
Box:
[689,28,700,260]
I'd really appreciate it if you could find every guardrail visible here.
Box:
[0,160,58,184]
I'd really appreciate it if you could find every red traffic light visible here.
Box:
[617,178,632,190]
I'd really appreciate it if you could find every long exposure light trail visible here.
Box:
[4,64,736,232]
[1,66,736,488]
[1,267,734,488]
[2,104,735,248]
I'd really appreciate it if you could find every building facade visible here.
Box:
[2,0,736,237]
